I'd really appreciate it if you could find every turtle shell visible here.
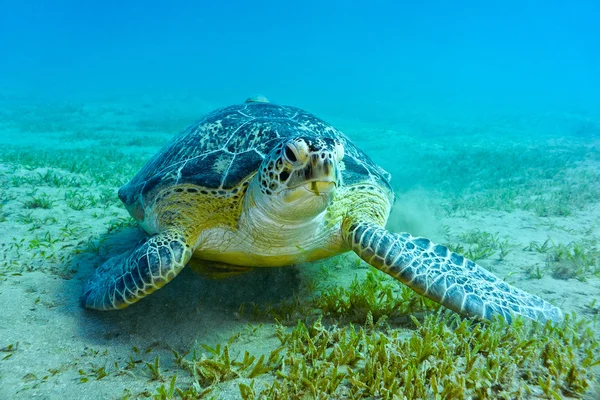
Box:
[118,102,392,209]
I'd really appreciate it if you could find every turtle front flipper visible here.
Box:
[82,230,193,310]
[344,221,563,323]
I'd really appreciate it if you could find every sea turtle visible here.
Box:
[82,97,562,323]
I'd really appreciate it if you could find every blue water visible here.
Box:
[1,0,599,119]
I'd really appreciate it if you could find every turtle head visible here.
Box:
[249,137,344,221]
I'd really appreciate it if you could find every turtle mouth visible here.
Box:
[291,180,337,195]
[282,180,337,203]
[303,181,336,195]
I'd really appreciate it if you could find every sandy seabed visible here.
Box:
[0,95,599,399]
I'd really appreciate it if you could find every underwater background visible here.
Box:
[0,1,599,399]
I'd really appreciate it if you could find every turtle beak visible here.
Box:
[285,151,339,195]
[307,152,338,185]
[306,151,339,194]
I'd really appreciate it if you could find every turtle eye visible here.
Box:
[284,145,297,163]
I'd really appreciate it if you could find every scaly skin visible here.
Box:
[81,230,192,310]
[341,188,563,323]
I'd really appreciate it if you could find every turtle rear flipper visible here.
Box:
[344,221,563,323]
[82,230,192,310]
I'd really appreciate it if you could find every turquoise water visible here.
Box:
[2,1,599,116]
[1,1,599,398]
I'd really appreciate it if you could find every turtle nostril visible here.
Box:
[285,145,297,163]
